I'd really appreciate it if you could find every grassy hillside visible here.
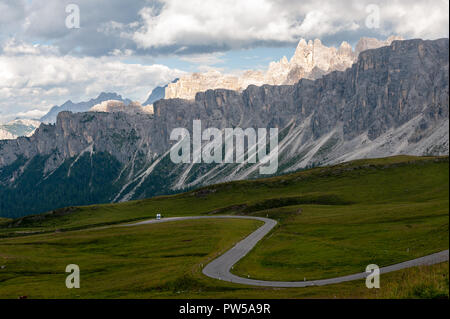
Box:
[0,218,447,299]
[1,155,447,235]
[0,217,10,226]
[0,155,448,298]
[0,218,264,298]
[233,201,448,281]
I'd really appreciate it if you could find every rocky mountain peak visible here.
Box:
[338,41,353,55]
[355,35,403,55]
[164,36,402,100]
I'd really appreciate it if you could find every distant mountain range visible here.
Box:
[0,119,41,140]
[40,92,132,124]
[1,90,159,141]
[0,92,133,140]
[0,127,15,140]
[0,38,448,218]
[1,36,401,139]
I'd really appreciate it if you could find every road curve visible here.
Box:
[124,216,449,288]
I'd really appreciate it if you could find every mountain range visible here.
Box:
[0,36,401,138]
[0,119,41,140]
[40,92,132,124]
[0,38,448,218]
[163,36,403,100]
[0,92,134,140]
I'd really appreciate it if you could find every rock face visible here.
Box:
[0,38,448,217]
[164,36,402,100]
[143,78,179,106]
[355,35,404,55]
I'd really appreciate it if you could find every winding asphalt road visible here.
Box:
[124,216,449,288]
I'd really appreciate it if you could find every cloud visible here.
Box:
[179,52,225,65]
[130,0,301,51]
[14,109,48,119]
[127,0,448,53]
[0,0,26,27]
[15,0,149,56]
[1,38,60,55]
[0,43,184,122]
[379,1,449,39]
[1,0,448,57]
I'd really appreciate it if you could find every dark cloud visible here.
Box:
[19,0,148,56]
[1,0,448,58]
[0,0,26,26]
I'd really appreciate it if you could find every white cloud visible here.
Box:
[109,48,135,57]
[0,43,184,123]
[14,109,48,119]
[179,52,225,65]
[128,0,449,51]
[1,38,60,56]
[380,1,450,39]
[0,0,26,26]
[131,0,301,49]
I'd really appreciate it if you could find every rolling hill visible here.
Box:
[0,156,448,298]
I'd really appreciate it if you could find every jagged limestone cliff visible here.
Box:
[164,36,403,100]
[0,38,447,217]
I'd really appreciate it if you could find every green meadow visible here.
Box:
[0,155,448,298]
[0,218,263,298]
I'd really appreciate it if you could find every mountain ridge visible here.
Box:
[0,38,448,217]
[163,36,403,100]
[39,92,132,124]
[0,119,41,140]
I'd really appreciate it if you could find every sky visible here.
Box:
[0,0,448,123]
